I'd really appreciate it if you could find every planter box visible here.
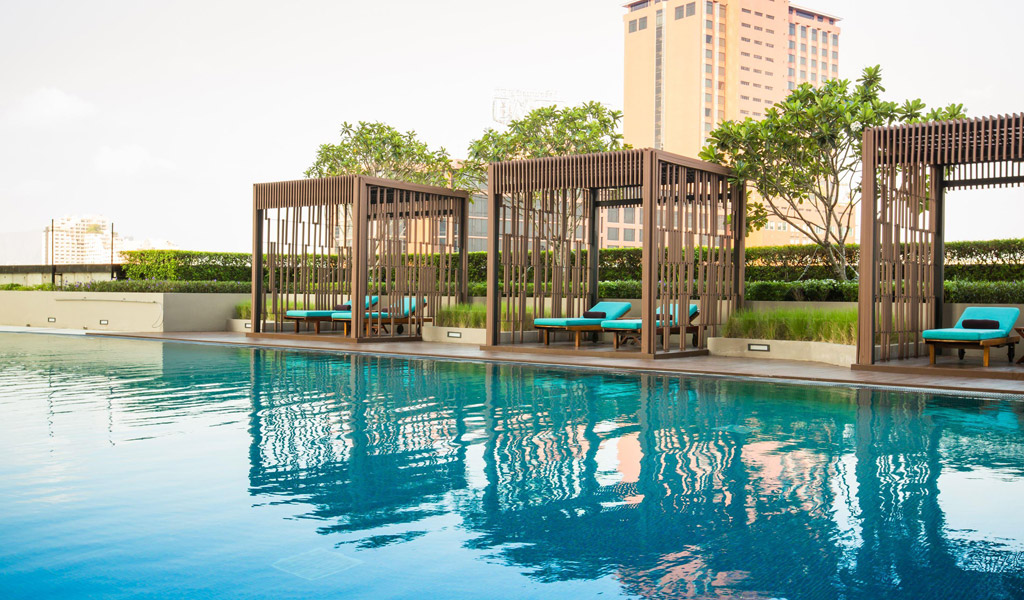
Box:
[0,291,249,332]
[420,325,541,345]
[708,337,857,368]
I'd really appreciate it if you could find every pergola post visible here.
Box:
[856,129,878,366]
[640,149,657,356]
[931,165,945,336]
[732,182,746,310]
[587,188,600,310]
[350,177,369,340]
[485,164,500,346]
[459,195,470,304]
[251,187,264,334]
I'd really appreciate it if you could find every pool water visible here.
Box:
[1,333,1023,599]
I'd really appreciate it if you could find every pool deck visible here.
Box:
[81,330,1024,397]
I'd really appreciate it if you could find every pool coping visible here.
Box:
[38,329,1021,400]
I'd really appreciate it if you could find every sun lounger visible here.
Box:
[533,301,632,348]
[334,297,425,336]
[601,304,700,349]
[922,306,1020,367]
[285,296,378,334]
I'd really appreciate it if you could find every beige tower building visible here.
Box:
[617,0,845,248]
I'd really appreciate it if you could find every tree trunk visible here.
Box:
[828,244,849,282]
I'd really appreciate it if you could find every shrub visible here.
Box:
[724,308,858,345]
[944,280,1024,304]
[1,280,252,293]
[122,250,251,282]
[235,301,252,319]
[434,303,546,331]
[745,279,858,302]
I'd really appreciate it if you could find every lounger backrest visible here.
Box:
[365,296,380,309]
[955,306,1019,335]
[590,301,631,320]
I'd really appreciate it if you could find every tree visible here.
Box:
[305,121,459,188]
[463,102,626,191]
[699,65,966,281]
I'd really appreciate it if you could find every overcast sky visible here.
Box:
[1,0,1021,255]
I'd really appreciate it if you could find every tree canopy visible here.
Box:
[305,121,458,188]
[700,65,966,280]
[463,102,626,191]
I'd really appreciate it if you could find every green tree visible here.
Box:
[305,121,459,188]
[464,102,626,191]
[700,65,966,281]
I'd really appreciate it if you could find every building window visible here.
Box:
[812,45,818,54]
[832,63,838,72]
[833,34,838,45]
[623,229,636,242]
[629,19,637,33]
[789,40,795,49]
[832,51,838,59]
[638,16,647,30]
[705,0,712,13]
[675,2,696,19]
[800,56,806,65]
[607,227,619,241]
[706,34,712,43]
[741,22,751,28]
[811,73,817,81]
[706,19,713,28]
[623,207,635,224]
[811,59,817,68]
[800,25,807,38]
[789,23,795,35]
[800,70,806,78]
[788,81,795,90]
[811,29,817,41]
[705,64,712,73]
[705,93,712,102]
[704,108,712,116]
[705,49,712,58]
[788,54,795,63]
[704,123,712,132]
[754,25,762,31]
[705,78,712,87]
[800,43,807,51]
[741,51,750,57]
[607,208,619,223]
[788,67,795,76]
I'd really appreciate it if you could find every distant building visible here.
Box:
[621,0,847,247]
[41,216,177,264]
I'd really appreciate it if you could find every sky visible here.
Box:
[1,0,1021,257]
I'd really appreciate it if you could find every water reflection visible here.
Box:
[5,334,1022,598]
[246,351,1024,598]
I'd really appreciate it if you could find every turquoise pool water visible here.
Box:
[1,333,1023,599]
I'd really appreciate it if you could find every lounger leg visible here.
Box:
[314,320,321,335]
[543,329,549,346]
[929,345,936,365]
[983,346,990,368]
[295,320,300,333]
[575,331,581,349]
[614,332,620,349]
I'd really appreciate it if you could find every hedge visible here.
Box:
[122,250,251,282]
[3,280,251,293]
[121,239,1024,284]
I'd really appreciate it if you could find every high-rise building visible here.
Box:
[41,215,179,265]
[621,0,847,248]
[623,0,840,155]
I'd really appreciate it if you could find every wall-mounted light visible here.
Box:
[99,320,108,325]
[47,317,56,323]
[747,343,770,352]
[447,331,463,339]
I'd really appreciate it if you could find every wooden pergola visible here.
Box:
[483,148,746,358]
[857,113,1024,365]
[250,175,469,341]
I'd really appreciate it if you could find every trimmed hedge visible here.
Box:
[746,279,859,302]
[122,250,251,282]
[3,280,251,293]
[944,280,1024,304]
[121,240,1024,283]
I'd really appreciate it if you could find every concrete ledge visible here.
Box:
[708,337,856,368]
[421,325,488,345]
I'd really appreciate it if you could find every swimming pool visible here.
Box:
[1,332,1022,599]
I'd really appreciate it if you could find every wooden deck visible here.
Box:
[82,331,1024,397]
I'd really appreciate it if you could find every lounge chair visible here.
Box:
[285,296,378,334]
[601,304,701,349]
[922,306,1020,367]
[533,301,632,348]
[335,297,425,336]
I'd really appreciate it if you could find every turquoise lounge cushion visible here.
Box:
[535,301,632,328]
[923,306,1019,341]
[286,310,335,318]
[922,328,1008,342]
[331,311,354,319]
[688,303,699,317]
[364,295,380,309]
[954,307,1019,336]
[535,317,606,327]
[367,297,421,319]
[602,318,678,330]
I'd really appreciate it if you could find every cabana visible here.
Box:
[856,113,1024,379]
[250,175,469,342]
[483,148,746,358]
